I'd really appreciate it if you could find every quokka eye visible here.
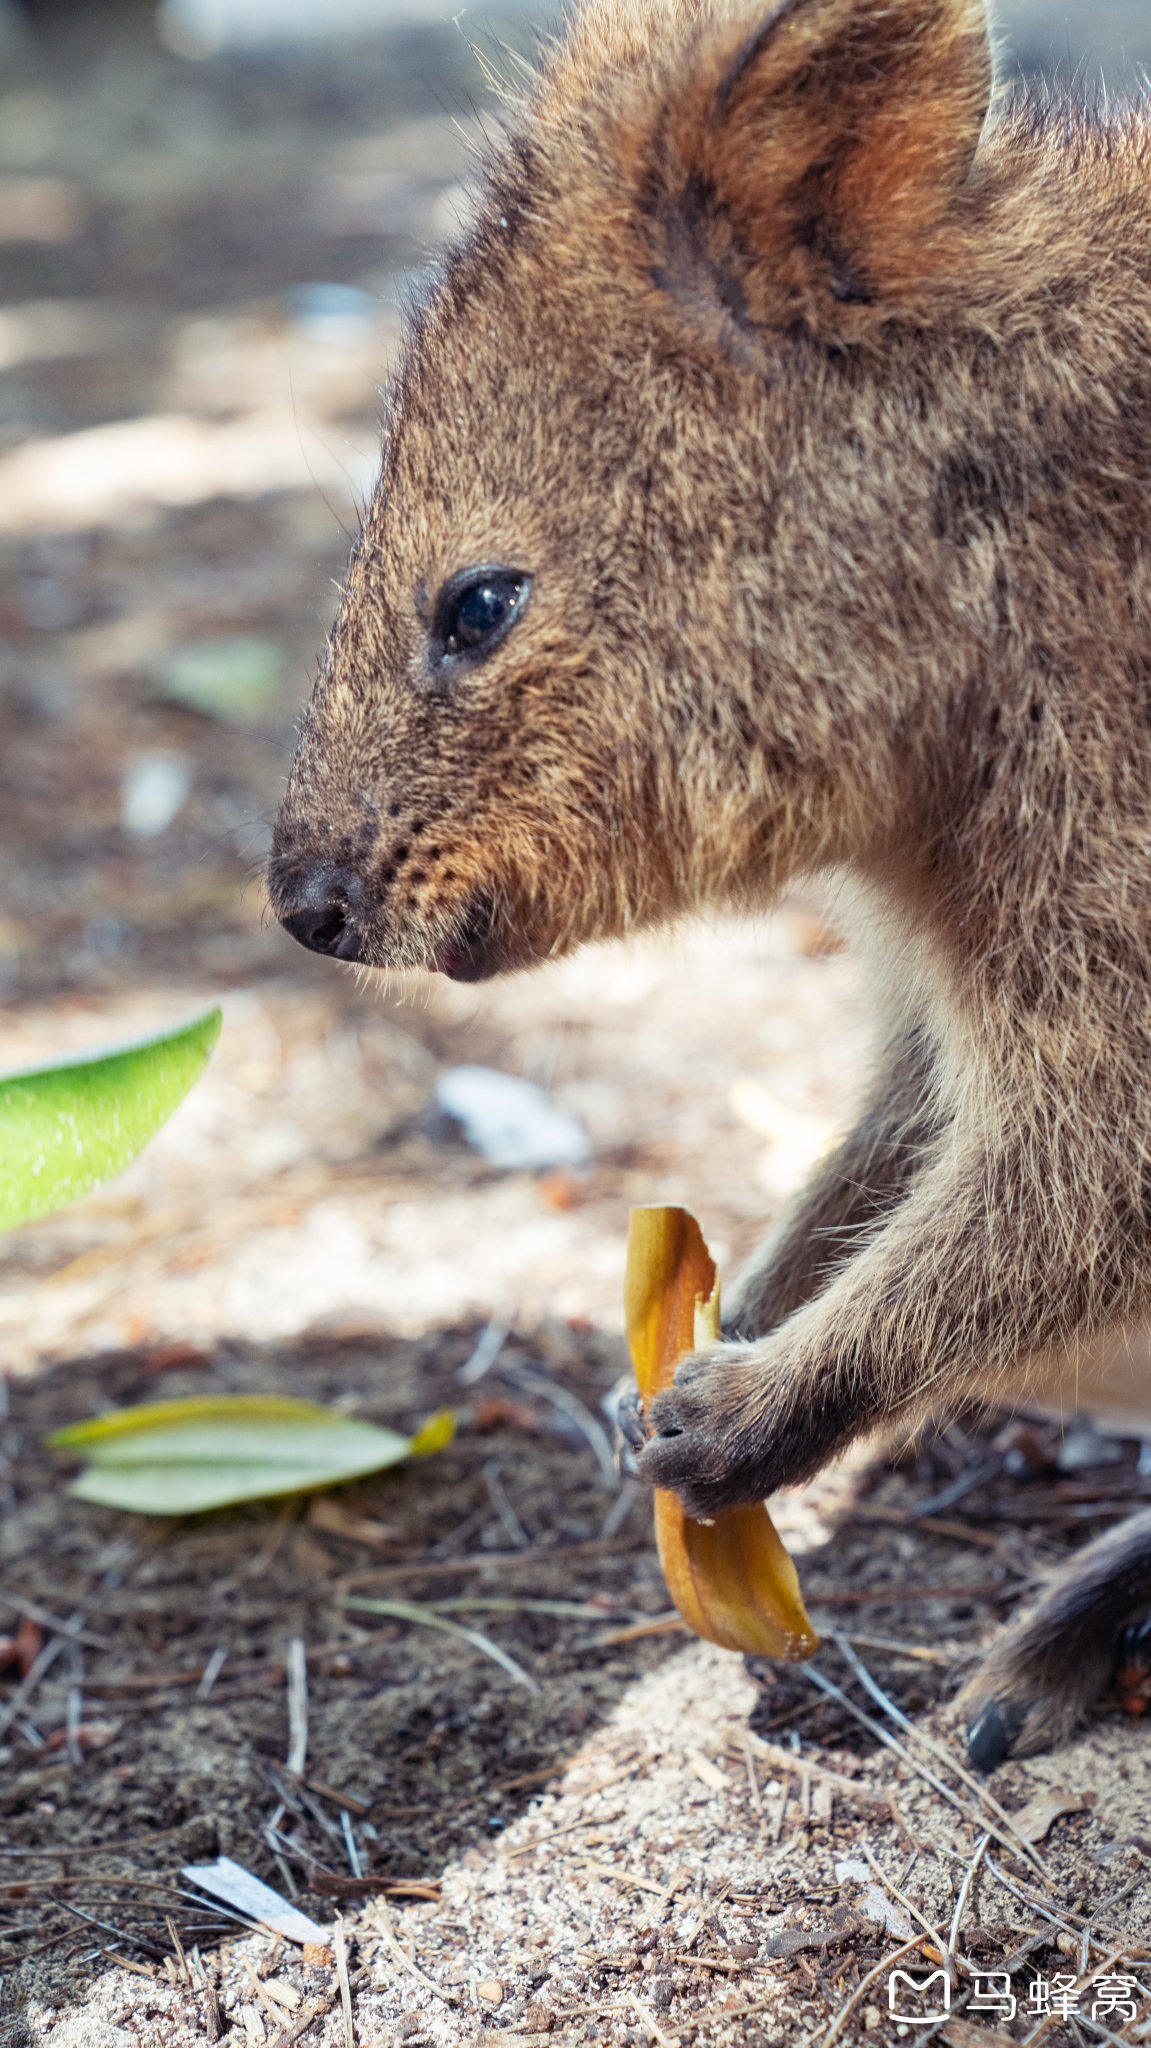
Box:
[437,567,530,661]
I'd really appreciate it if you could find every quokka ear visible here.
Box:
[636,0,993,346]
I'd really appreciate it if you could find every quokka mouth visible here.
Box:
[427,897,516,982]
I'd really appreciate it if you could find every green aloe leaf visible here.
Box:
[47,1396,455,1515]
[0,1007,222,1231]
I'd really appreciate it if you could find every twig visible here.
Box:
[860,1843,951,1971]
[821,1932,932,2048]
[834,1630,983,1668]
[601,1479,640,1539]
[888,1796,920,1853]
[365,1893,460,2006]
[802,1666,967,1809]
[577,1859,669,1897]
[0,1588,108,1649]
[267,1993,331,2046]
[270,1766,342,1840]
[268,1841,302,1898]
[303,1777,371,1816]
[595,1614,685,1646]
[247,1961,292,2031]
[430,1596,623,1619]
[335,1923,355,2048]
[55,1899,167,1961]
[503,1364,618,1488]
[338,1598,538,1691]
[738,1730,763,1821]
[166,1914,189,1982]
[826,1632,1047,1876]
[458,1321,509,1384]
[742,1734,892,1806]
[0,1625,74,1738]
[196,1644,228,1698]
[248,1497,303,1578]
[328,1536,649,1597]
[801,1661,1046,1878]
[202,1970,224,2042]
[989,1867,1142,1946]
[340,1810,363,1880]
[985,1857,1086,1940]
[88,1944,157,1978]
[946,1831,990,1979]
[677,1880,731,1951]
[629,1994,677,2048]
[1075,2015,1148,2048]
[483,1458,529,1548]
[812,1576,1014,1601]
[504,1811,625,1860]
[65,1639,83,1769]
[845,1505,1002,1548]
[908,1458,1002,1518]
[770,1768,790,1844]
[286,1638,308,1777]
[603,1614,989,1651]
[266,1819,331,1873]
[1002,1930,1076,1976]
[262,1969,371,2048]
[655,1862,693,1923]
[1022,1948,1136,2047]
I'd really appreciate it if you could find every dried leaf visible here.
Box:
[686,1748,728,1792]
[625,1205,818,1660]
[1010,1787,1089,1843]
[409,1408,455,1456]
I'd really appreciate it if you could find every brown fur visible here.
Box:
[269,0,1151,1760]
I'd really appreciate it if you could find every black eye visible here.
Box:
[437,567,530,661]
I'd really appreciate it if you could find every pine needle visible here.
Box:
[337,1597,538,1690]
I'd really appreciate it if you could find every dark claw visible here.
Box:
[1116,1613,1151,1669]
[965,1696,1025,1771]
[1115,1613,1151,1712]
[604,1377,647,1471]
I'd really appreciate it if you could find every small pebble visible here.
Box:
[477,1978,505,2006]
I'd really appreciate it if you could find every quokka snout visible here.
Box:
[270,0,1151,1765]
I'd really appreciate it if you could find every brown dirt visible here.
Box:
[0,1334,1149,2048]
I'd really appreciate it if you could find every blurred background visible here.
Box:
[0,0,1145,1377]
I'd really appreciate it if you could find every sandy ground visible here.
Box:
[20,1640,1151,2048]
[0,910,869,1369]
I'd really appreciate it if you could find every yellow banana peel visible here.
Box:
[625,1205,819,1661]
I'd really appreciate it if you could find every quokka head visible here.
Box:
[269,0,994,981]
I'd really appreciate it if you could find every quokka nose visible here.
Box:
[275,864,367,961]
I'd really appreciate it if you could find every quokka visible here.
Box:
[269,0,1151,1766]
